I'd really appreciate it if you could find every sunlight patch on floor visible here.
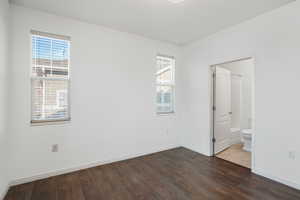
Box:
[216,143,251,168]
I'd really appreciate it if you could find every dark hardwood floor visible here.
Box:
[4,147,300,200]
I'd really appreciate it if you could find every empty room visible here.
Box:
[1,0,300,200]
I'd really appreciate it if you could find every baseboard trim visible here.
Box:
[10,145,180,186]
[0,183,10,200]
[253,169,300,190]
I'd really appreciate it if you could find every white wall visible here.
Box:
[8,5,183,182]
[5,0,300,193]
[0,0,10,198]
[182,0,300,189]
[221,59,254,129]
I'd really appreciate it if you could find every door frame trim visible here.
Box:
[209,57,255,170]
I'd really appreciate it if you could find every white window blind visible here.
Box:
[156,55,175,114]
[31,30,71,123]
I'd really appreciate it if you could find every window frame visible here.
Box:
[156,54,175,115]
[30,31,71,124]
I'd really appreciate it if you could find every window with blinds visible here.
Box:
[31,30,71,123]
[156,55,175,114]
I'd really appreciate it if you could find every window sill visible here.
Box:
[157,112,175,116]
[31,118,71,126]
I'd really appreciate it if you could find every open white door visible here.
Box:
[214,66,231,154]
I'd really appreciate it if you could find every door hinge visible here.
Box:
[212,138,216,143]
[213,106,216,111]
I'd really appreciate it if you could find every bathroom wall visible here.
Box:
[221,58,254,130]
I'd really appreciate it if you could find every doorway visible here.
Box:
[211,58,255,169]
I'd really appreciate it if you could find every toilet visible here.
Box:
[241,129,252,152]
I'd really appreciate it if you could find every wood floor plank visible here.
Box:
[5,147,300,200]
[112,162,158,200]
[4,183,34,200]
[77,170,103,200]
[128,158,190,200]
[30,177,57,200]
[68,173,86,200]
[99,164,136,200]
[89,166,115,200]
[3,188,15,200]
[56,173,85,200]
[142,153,229,200]
[56,174,73,200]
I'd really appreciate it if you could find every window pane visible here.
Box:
[32,35,69,78]
[156,85,174,113]
[51,39,69,78]
[156,55,175,114]
[156,56,173,84]
[32,79,69,121]
[156,68,172,84]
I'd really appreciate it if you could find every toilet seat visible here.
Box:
[242,129,252,137]
[242,129,252,134]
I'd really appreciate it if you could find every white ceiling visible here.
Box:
[10,0,294,45]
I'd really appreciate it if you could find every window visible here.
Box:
[31,30,71,123]
[56,90,68,109]
[156,55,175,114]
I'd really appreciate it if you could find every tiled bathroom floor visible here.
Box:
[216,143,251,168]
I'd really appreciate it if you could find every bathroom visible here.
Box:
[212,58,254,169]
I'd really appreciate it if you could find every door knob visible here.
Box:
[229,112,233,115]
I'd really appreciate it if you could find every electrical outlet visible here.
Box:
[52,144,59,152]
[288,151,296,160]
